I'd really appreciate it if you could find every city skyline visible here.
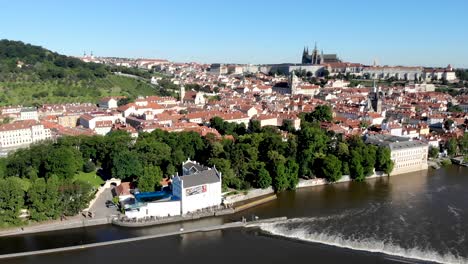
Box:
[1,0,467,67]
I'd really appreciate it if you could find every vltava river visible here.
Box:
[2,166,468,264]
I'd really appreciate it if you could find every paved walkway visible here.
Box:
[89,188,119,218]
[0,187,117,237]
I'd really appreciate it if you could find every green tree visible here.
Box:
[429,146,440,159]
[0,177,25,225]
[285,159,299,189]
[349,150,365,181]
[362,145,377,176]
[318,154,342,182]
[27,178,48,221]
[45,175,61,219]
[210,117,226,133]
[305,104,333,122]
[271,162,288,192]
[446,138,458,157]
[376,147,394,175]
[248,120,262,133]
[256,166,272,189]
[444,119,454,130]
[459,133,468,155]
[209,158,240,190]
[335,142,350,159]
[111,150,143,180]
[59,180,93,216]
[280,119,296,133]
[45,146,82,179]
[297,126,329,177]
[447,104,463,112]
[0,158,6,179]
[138,165,163,192]
[83,160,96,173]
[135,139,171,166]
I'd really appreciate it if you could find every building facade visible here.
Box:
[122,159,223,219]
[172,159,222,214]
[365,135,428,175]
[0,120,52,150]
[19,107,39,121]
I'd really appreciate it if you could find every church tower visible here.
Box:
[302,46,311,64]
[367,79,382,113]
[289,72,300,95]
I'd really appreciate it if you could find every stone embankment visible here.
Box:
[0,216,287,260]
[0,217,112,238]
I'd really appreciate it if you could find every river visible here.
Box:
[2,166,468,264]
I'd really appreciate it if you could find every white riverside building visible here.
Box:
[365,135,429,175]
[172,160,222,215]
[123,159,222,219]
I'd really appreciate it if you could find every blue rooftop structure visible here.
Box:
[135,190,172,203]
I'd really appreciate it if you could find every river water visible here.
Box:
[2,166,468,264]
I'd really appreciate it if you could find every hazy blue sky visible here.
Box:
[1,0,467,67]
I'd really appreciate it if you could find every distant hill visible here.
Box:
[0,39,108,80]
[0,40,167,106]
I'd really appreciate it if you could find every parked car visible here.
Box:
[105,200,117,208]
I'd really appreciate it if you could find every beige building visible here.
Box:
[58,114,80,127]
[366,135,428,175]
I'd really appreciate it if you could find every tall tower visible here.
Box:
[180,84,185,102]
[302,46,311,64]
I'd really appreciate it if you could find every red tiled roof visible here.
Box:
[0,120,39,132]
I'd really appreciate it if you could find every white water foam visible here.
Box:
[256,219,468,264]
[448,205,462,218]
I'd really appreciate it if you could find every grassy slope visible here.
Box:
[0,74,158,106]
[73,171,104,189]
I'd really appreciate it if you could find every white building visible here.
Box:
[210,64,228,75]
[0,120,52,149]
[19,107,39,121]
[172,160,222,214]
[99,97,121,109]
[253,114,278,127]
[122,159,222,219]
[362,66,423,81]
[79,112,122,135]
[118,102,165,118]
[126,200,181,218]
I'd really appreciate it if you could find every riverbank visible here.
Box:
[225,171,390,204]
[0,216,287,260]
[0,169,416,237]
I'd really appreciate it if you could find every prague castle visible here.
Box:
[301,43,341,65]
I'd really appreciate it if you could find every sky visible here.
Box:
[1,0,467,67]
